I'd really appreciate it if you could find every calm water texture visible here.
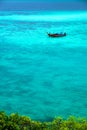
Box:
[0,11,87,121]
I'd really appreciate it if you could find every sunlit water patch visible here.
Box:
[0,11,87,22]
[0,11,87,121]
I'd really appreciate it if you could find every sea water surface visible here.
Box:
[0,11,87,121]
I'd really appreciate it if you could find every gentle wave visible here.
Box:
[0,12,87,21]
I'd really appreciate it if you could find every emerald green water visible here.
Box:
[0,11,87,121]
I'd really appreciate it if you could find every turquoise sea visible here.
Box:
[0,11,87,121]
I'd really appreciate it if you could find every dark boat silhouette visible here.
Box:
[47,32,66,37]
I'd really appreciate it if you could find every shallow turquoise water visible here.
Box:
[0,11,87,121]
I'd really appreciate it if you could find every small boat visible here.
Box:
[47,32,66,37]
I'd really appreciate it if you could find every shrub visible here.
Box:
[0,111,87,130]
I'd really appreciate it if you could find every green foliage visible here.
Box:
[0,111,87,130]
